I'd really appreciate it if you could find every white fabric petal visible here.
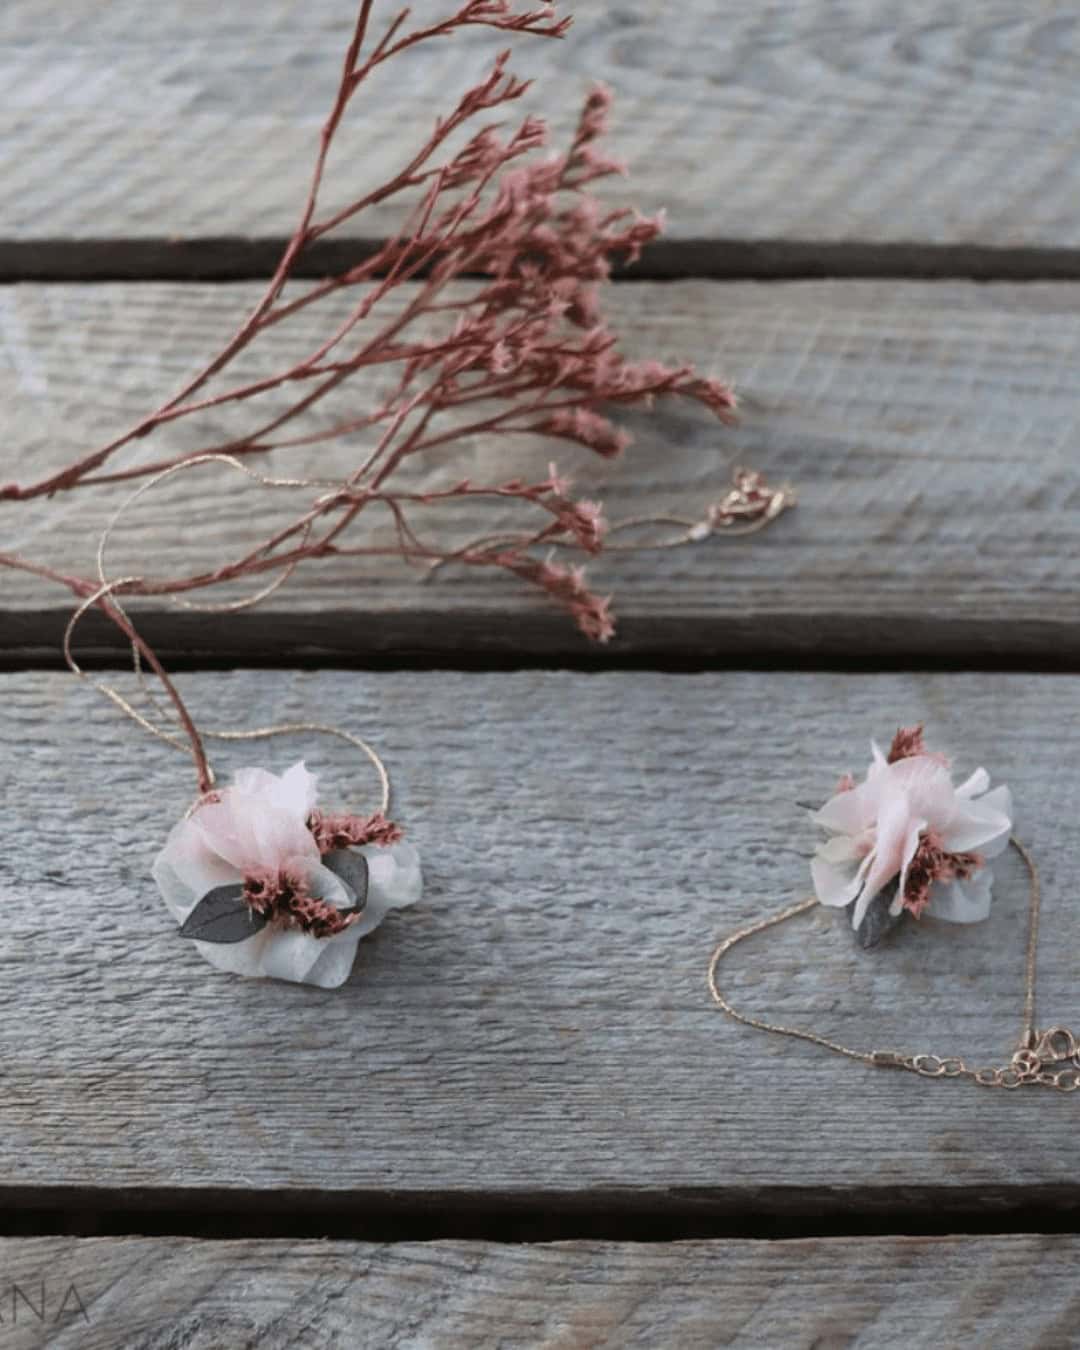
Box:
[812,849,866,909]
[350,841,424,937]
[926,870,993,923]
[971,785,1014,860]
[939,787,1013,854]
[818,835,861,864]
[309,860,354,910]
[301,929,368,989]
[257,927,362,986]
[956,767,991,799]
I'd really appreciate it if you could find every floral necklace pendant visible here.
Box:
[154,761,421,988]
[811,725,1012,948]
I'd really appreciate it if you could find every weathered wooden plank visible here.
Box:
[3,280,1078,663]
[2,669,1078,1209]
[0,1234,1073,1349]
[6,2,1080,266]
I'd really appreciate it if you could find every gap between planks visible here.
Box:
[8,1187,1080,1244]
[4,629,1080,676]
[7,238,1080,284]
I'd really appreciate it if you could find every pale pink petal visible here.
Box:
[851,786,923,928]
[814,778,880,834]
[231,767,289,800]
[272,761,319,819]
[888,757,957,830]
[232,761,318,821]
[248,800,319,870]
[153,815,242,916]
[192,795,318,875]
[890,818,926,916]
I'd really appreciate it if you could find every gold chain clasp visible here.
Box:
[1026,1027,1080,1091]
[872,1029,1080,1092]
[1033,1026,1079,1064]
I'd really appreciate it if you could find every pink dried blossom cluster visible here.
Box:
[885,723,947,768]
[242,864,357,938]
[309,810,404,853]
[899,831,984,918]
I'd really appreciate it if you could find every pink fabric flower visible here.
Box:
[811,732,1012,930]
[153,762,421,988]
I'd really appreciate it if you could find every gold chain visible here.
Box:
[707,836,1080,1093]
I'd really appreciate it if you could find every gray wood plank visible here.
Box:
[2,668,1079,1208]
[6,2,1080,265]
[0,1234,1073,1349]
[3,280,1077,663]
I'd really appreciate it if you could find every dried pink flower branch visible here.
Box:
[0,0,791,791]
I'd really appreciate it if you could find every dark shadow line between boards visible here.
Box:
[6,607,1079,674]
[4,653,1080,676]
[4,237,1080,283]
[7,1188,1080,1243]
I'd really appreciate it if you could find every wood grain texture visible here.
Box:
[1,1234,1076,1349]
[3,280,1078,663]
[6,2,1080,260]
[3,668,1080,1209]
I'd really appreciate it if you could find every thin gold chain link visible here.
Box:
[707,836,1080,1092]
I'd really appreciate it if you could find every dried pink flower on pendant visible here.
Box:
[309,810,404,853]
[811,728,1012,933]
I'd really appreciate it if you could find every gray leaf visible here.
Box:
[322,850,369,916]
[849,885,904,950]
[179,884,268,944]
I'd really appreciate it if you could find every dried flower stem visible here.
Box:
[0,0,792,788]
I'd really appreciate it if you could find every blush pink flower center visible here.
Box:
[901,831,984,918]
[242,865,356,939]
